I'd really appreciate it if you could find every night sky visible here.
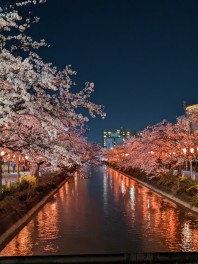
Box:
[16,0,198,143]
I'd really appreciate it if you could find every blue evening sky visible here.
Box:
[13,0,198,144]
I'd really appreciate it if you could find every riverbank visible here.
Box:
[0,170,72,249]
[107,163,198,214]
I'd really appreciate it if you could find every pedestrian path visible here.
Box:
[182,170,198,181]
[1,171,30,187]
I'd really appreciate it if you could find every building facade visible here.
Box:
[186,103,198,132]
[177,103,198,133]
[103,128,131,149]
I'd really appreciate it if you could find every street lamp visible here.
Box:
[182,148,188,171]
[0,150,5,182]
[190,148,194,180]
[182,147,195,179]
[190,148,194,154]
[182,148,187,154]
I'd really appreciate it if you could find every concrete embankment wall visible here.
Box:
[0,175,69,250]
[109,166,198,214]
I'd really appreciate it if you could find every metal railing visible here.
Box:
[0,252,198,263]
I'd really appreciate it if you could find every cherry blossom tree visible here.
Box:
[0,0,47,54]
[105,118,198,179]
[0,0,105,177]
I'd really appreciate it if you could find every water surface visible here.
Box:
[0,166,198,255]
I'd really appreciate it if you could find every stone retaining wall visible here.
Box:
[109,165,198,215]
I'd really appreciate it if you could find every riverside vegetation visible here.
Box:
[0,170,73,240]
[107,162,198,209]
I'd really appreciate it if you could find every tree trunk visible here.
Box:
[7,161,10,173]
[30,163,40,178]
[16,155,20,182]
[0,156,4,186]
[0,164,2,187]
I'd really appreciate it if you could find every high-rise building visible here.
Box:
[177,103,198,133]
[103,128,131,149]
[185,103,198,113]
[185,103,198,132]
[134,130,143,138]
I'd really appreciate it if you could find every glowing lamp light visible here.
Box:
[25,155,29,160]
[0,151,5,156]
[190,148,194,153]
[182,148,187,154]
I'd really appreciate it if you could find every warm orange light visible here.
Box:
[25,155,29,160]
[182,148,187,154]
[190,148,194,153]
[1,151,5,156]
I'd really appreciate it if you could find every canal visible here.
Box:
[0,166,198,255]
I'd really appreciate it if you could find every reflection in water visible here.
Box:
[1,223,34,255]
[181,223,192,251]
[36,197,59,252]
[107,167,198,252]
[129,187,135,210]
[103,173,108,214]
[1,194,60,255]
[1,166,198,255]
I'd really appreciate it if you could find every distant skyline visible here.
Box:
[18,0,198,144]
